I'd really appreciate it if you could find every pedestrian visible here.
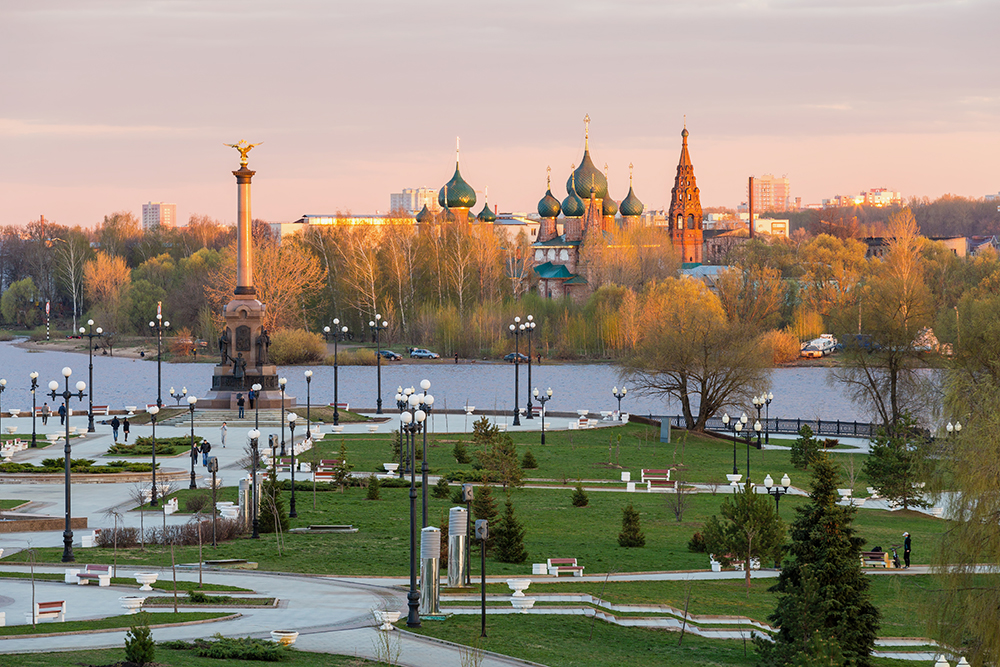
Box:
[41,402,50,426]
[248,389,255,411]
[58,403,66,426]
[220,421,228,448]
[903,532,911,569]
[237,393,245,418]
[200,440,211,466]
[122,417,130,442]
[191,441,199,466]
[111,415,121,442]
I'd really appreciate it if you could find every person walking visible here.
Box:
[248,389,255,411]
[237,394,246,418]
[200,439,212,466]
[58,403,66,426]
[220,421,228,448]
[191,441,199,468]
[903,532,911,569]
[41,402,50,426]
[122,417,130,442]
[111,415,121,443]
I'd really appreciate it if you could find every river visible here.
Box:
[0,340,865,421]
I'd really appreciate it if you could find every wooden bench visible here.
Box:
[641,469,672,483]
[275,457,295,473]
[93,405,110,416]
[547,558,584,577]
[647,479,677,491]
[75,564,112,586]
[860,550,891,568]
[329,402,350,412]
[26,600,66,623]
[313,470,336,483]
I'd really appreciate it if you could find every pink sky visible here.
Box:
[2,0,998,228]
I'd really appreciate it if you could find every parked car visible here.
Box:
[503,352,529,363]
[409,348,440,359]
[378,350,402,361]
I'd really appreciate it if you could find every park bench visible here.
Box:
[641,469,672,483]
[646,479,677,491]
[75,564,112,586]
[531,406,543,417]
[275,457,296,473]
[329,402,350,412]
[546,557,584,577]
[860,550,891,568]
[26,600,66,623]
[163,497,179,515]
[93,405,110,416]
[313,470,335,482]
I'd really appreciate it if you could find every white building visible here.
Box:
[390,188,439,215]
[141,202,177,231]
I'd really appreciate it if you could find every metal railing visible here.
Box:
[656,415,879,438]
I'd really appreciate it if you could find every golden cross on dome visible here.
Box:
[604,162,609,179]
[456,136,460,164]
[629,162,634,185]
[583,114,590,148]
[546,165,551,188]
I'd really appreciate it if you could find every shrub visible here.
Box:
[329,348,376,366]
[432,477,451,499]
[184,492,212,513]
[453,440,471,464]
[688,531,707,553]
[760,328,802,364]
[124,611,156,665]
[521,450,538,469]
[618,503,646,548]
[571,484,589,507]
[366,474,381,500]
[192,634,290,661]
[269,328,326,365]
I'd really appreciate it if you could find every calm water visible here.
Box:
[0,340,864,421]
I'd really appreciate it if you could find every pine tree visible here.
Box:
[617,503,645,547]
[702,481,786,589]
[571,483,589,507]
[432,477,451,499]
[472,482,499,554]
[758,454,879,667]
[453,440,471,464]
[366,474,381,500]
[332,441,353,491]
[123,611,155,665]
[493,497,528,564]
[790,424,820,470]
[521,450,538,469]
[863,416,929,510]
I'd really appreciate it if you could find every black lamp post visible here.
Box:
[47,367,86,562]
[304,370,312,444]
[80,319,103,432]
[721,412,742,476]
[0,379,5,441]
[400,394,426,628]
[419,379,435,528]
[29,372,39,448]
[288,412,298,518]
[533,387,553,444]
[524,316,536,419]
[946,421,963,439]
[395,387,409,478]
[369,315,389,414]
[278,377,287,456]
[752,394,765,448]
[612,385,627,416]
[251,382,262,431]
[508,317,524,426]
[170,386,188,406]
[762,473,791,515]
[148,313,169,408]
[323,320,349,425]
[763,391,774,444]
[187,396,198,489]
[148,405,160,507]
[249,428,261,539]
[744,417,762,482]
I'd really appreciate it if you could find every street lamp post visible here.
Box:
[752,395,764,448]
[288,412,298,518]
[148,313,170,408]
[248,428,261,539]
[400,394,426,628]
[612,386,627,416]
[47,367,86,562]
[80,320,103,432]
[420,379,435,528]
[369,315,389,414]
[509,317,524,426]
[252,383,262,431]
[396,386,413,478]
[721,413,739,476]
[762,473,791,515]
[946,421,963,438]
[323,320,349,425]
[304,370,312,443]
[29,372,39,448]
[170,386,188,406]
[148,406,160,507]
[763,392,774,444]
[533,387,553,444]
[278,377,287,456]
[745,417,761,483]
[0,379,5,444]
[524,316,536,419]
[187,396,198,489]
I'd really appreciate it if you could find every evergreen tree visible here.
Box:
[571,483,589,507]
[493,497,528,563]
[862,416,929,510]
[123,611,155,666]
[790,424,820,470]
[332,441,353,491]
[432,477,451,499]
[366,474,381,500]
[453,440,471,464]
[617,503,645,547]
[472,482,499,554]
[521,450,538,469]
[702,481,786,589]
[758,455,879,667]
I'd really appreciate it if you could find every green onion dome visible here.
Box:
[566,149,608,200]
[415,204,432,223]
[477,201,497,223]
[537,188,561,218]
[620,186,644,216]
[439,163,477,209]
[602,194,618,217]
[562,187,585,218]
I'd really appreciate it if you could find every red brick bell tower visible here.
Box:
[668,126,703,263]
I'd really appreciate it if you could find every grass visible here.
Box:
[0,570,252,593]
[0,498,29,509]
[0,612,231,636]
[0,647,374,666]
[407,613,920,667]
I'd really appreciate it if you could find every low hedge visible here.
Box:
[0,458,154,474]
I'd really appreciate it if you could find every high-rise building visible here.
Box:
[141,202,177,231]
[390,188,439,215]
[752,174,791,212]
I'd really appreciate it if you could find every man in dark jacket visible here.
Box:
[200,440,212,466]
[111,416,121,442]
[58,403,66,425]
[903,532,911,568]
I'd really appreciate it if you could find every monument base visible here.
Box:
[200,365,296,409]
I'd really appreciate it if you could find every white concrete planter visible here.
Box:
[119,596,146,614]
[511,597,536,613]
[506,579,531,597]
[134,572,158,591]
[373,610,401,631]
[383,463,399,474]
[270,630,299,645]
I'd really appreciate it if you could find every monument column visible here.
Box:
[234,166,256,295]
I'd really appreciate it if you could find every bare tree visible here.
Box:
[127,483,149,550]
[665,479,692,522]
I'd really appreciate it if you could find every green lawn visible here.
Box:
[0,571,251,593]
[0,647,372,666]
[0,612,231,636]
[0,498,28,509]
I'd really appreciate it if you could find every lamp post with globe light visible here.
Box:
[612,386,627,416]
[763,392,774,444]
[399,393,426,628]
[508,317,524,426]
[80,319,103,432]
[533,387,553,444]
[304,370,313,441]
[187,396,198,489]
[762,473,791,516]
[170,386,188,406]
[0,379,5,443]
[29,372,39,448]
[248,428,261,538]
[278,377,288,456]
[323,320,349,425]
[419,379,434,528]
[369,315,389,414]
[252,383,262,431]
[288,412,299,518]
[148,406,160,507]
[47,367,87,562]
[148,312,169,408]
[946,421,963,439]
[395,386,413,478]
[523,316,536,419]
